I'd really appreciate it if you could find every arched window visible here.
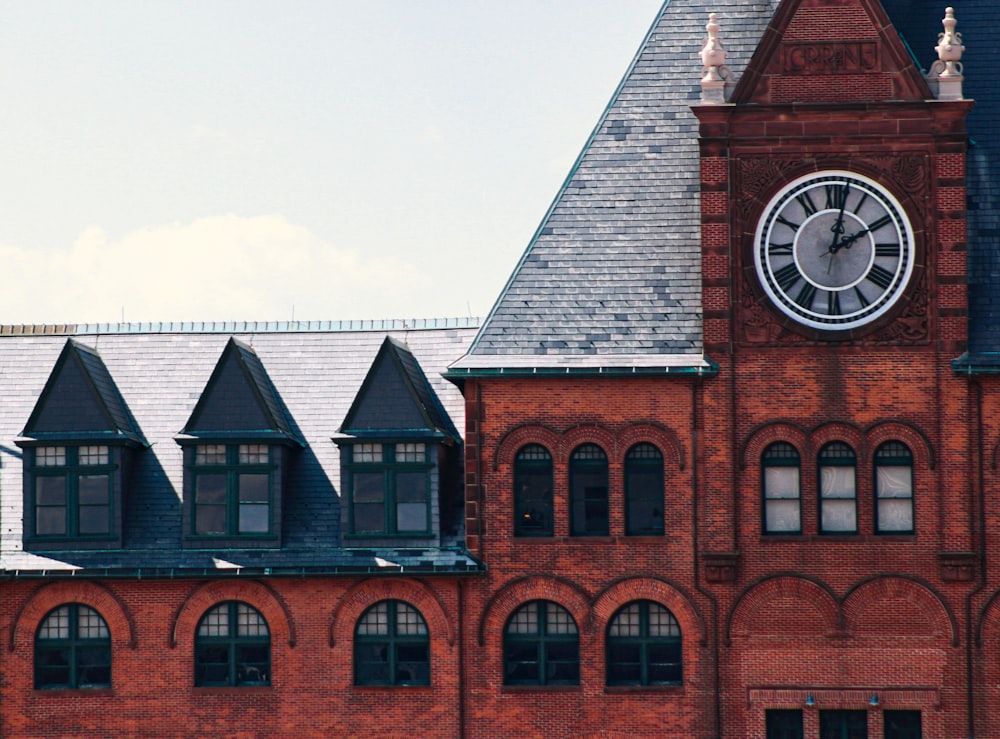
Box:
[762,442,801,534]
[355,600,430,686]
[514,444,553,536]
[195,601,270,686]
[570,443,608,536]
[503,600,579,686]
[35,603,111,689]
[606,600,682,686]
[625,443,664,535]
[875,441,914,534]
[818,442,857,534]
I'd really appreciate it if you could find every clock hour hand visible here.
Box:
[837,226,871,250]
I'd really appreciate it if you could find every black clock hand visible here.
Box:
[828,183,850,252]
[838,226,871,250]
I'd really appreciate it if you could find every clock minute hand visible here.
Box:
[828,183,850,253]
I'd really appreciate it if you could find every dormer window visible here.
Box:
[192,444,273,536]
[347,442,431,536]
[178,337,304,548]
[32,445,114,538]
[18,338,146,551]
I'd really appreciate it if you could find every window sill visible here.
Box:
[513,535,669,544]
[193,685,272,694]
[501,684,581,693]
[32,688,115,696]
[353,683,432,690]
[759,534,916,543]
[604,684,683,695]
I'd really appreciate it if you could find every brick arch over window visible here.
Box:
[494,424,561,470]
[592,577,706,647]
[741,422,809,470]
[810,422,865,457]
[330,578,454,648]
[615,423,686,470]
[727,575,841,645]
[865,421,935,469]
[171,579,295,648]
[843,576,957,646]
[558,424,617,464]
[10,581,137,653]
[478,576,591,647]
[975,588,1000,648]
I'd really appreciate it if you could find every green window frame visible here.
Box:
[514,444,553,537]
[570,443,609,536]
[354,600,430,686]
[348,442,431,536]
[884,710,921,739]
[625,443,664,535]
[766,709,804,739]
[34,603,111,690]
[875,441,914,534]
[192,444,273,537]
[503,600,579,686]
[32,445,114,539]
[819,710,868,739]
[819,442,857,534]
[606,600,682,686]
[763,442,801,534]
[194,601,270,686]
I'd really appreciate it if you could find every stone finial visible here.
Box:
[700,13,733,104]
[926,7,965,100]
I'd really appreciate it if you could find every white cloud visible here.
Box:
[0,214,430,324]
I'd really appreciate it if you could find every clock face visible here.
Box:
[753,171,915,332]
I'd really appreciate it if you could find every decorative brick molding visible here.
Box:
[330,577,455,648]
[592,577,707,647]
[702,552,740,583]
[170,579,295,648]
[728,575,841,643]
[477,575,591,647]
[938,551,976,583]
[748,687,940,709]
[842,576,957,645]
[10,580,137,652]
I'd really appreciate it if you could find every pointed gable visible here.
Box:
[182,337,302,443]
[732,0,930,105]
[452,0,778,372]
[341,337,460,442]
[22,338,145,444]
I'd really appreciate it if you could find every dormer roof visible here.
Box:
[180,337,303,446]
[20,338,145,446]
[340,336,461,443]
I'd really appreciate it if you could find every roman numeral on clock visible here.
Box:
[768,242,794,256]
[867,264,895,290]
[773,263,802,292]
[827,290,842,315]
[867,214,893,232]
[825,184,849,210]
[795,191,818,216]
[794,282,817,309]
[874,243,900,257]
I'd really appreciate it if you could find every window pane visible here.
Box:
[396,472,427,532]
[396,443,426,463]
[79,505,111,535]
[765,466,800,498]
[79,446,109,466]
[36,505,67,536]
[36,476,67,505]
[196,444,227,465]
[821,499,857,532]
[357,602,390,636]
[239,503,269,533]
[878,499,913,532]
[353,473,384,503]
[506,604,539,635]
[877,466,912,497]
[884,710,921,739]
[395,603,428,636]
[765,499,801,533]
[238,474,269,503]
[354,504,385,534]
[626,468,663,535]
[196,505,226,535]
[396,472,426,502]
[238,444,268,465]
[821,466,856,497]
[195,474,227,504]
[36,447,67,466]
[766,709,804,739]
[78,475,109,505]
[353,443,383,463]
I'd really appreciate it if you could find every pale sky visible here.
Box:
[0,1,665,325]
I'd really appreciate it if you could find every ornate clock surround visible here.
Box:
[736,156,930,346]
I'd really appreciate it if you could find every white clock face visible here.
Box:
[753,171,915,332]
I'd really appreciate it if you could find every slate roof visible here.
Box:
[0,320,481,577]
[453,0,780,371]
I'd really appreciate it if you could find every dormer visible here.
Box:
[17,339,146,550]
[335,337,462,545]
[177,338,303,548]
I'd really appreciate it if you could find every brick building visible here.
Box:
[1,1,998,737]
